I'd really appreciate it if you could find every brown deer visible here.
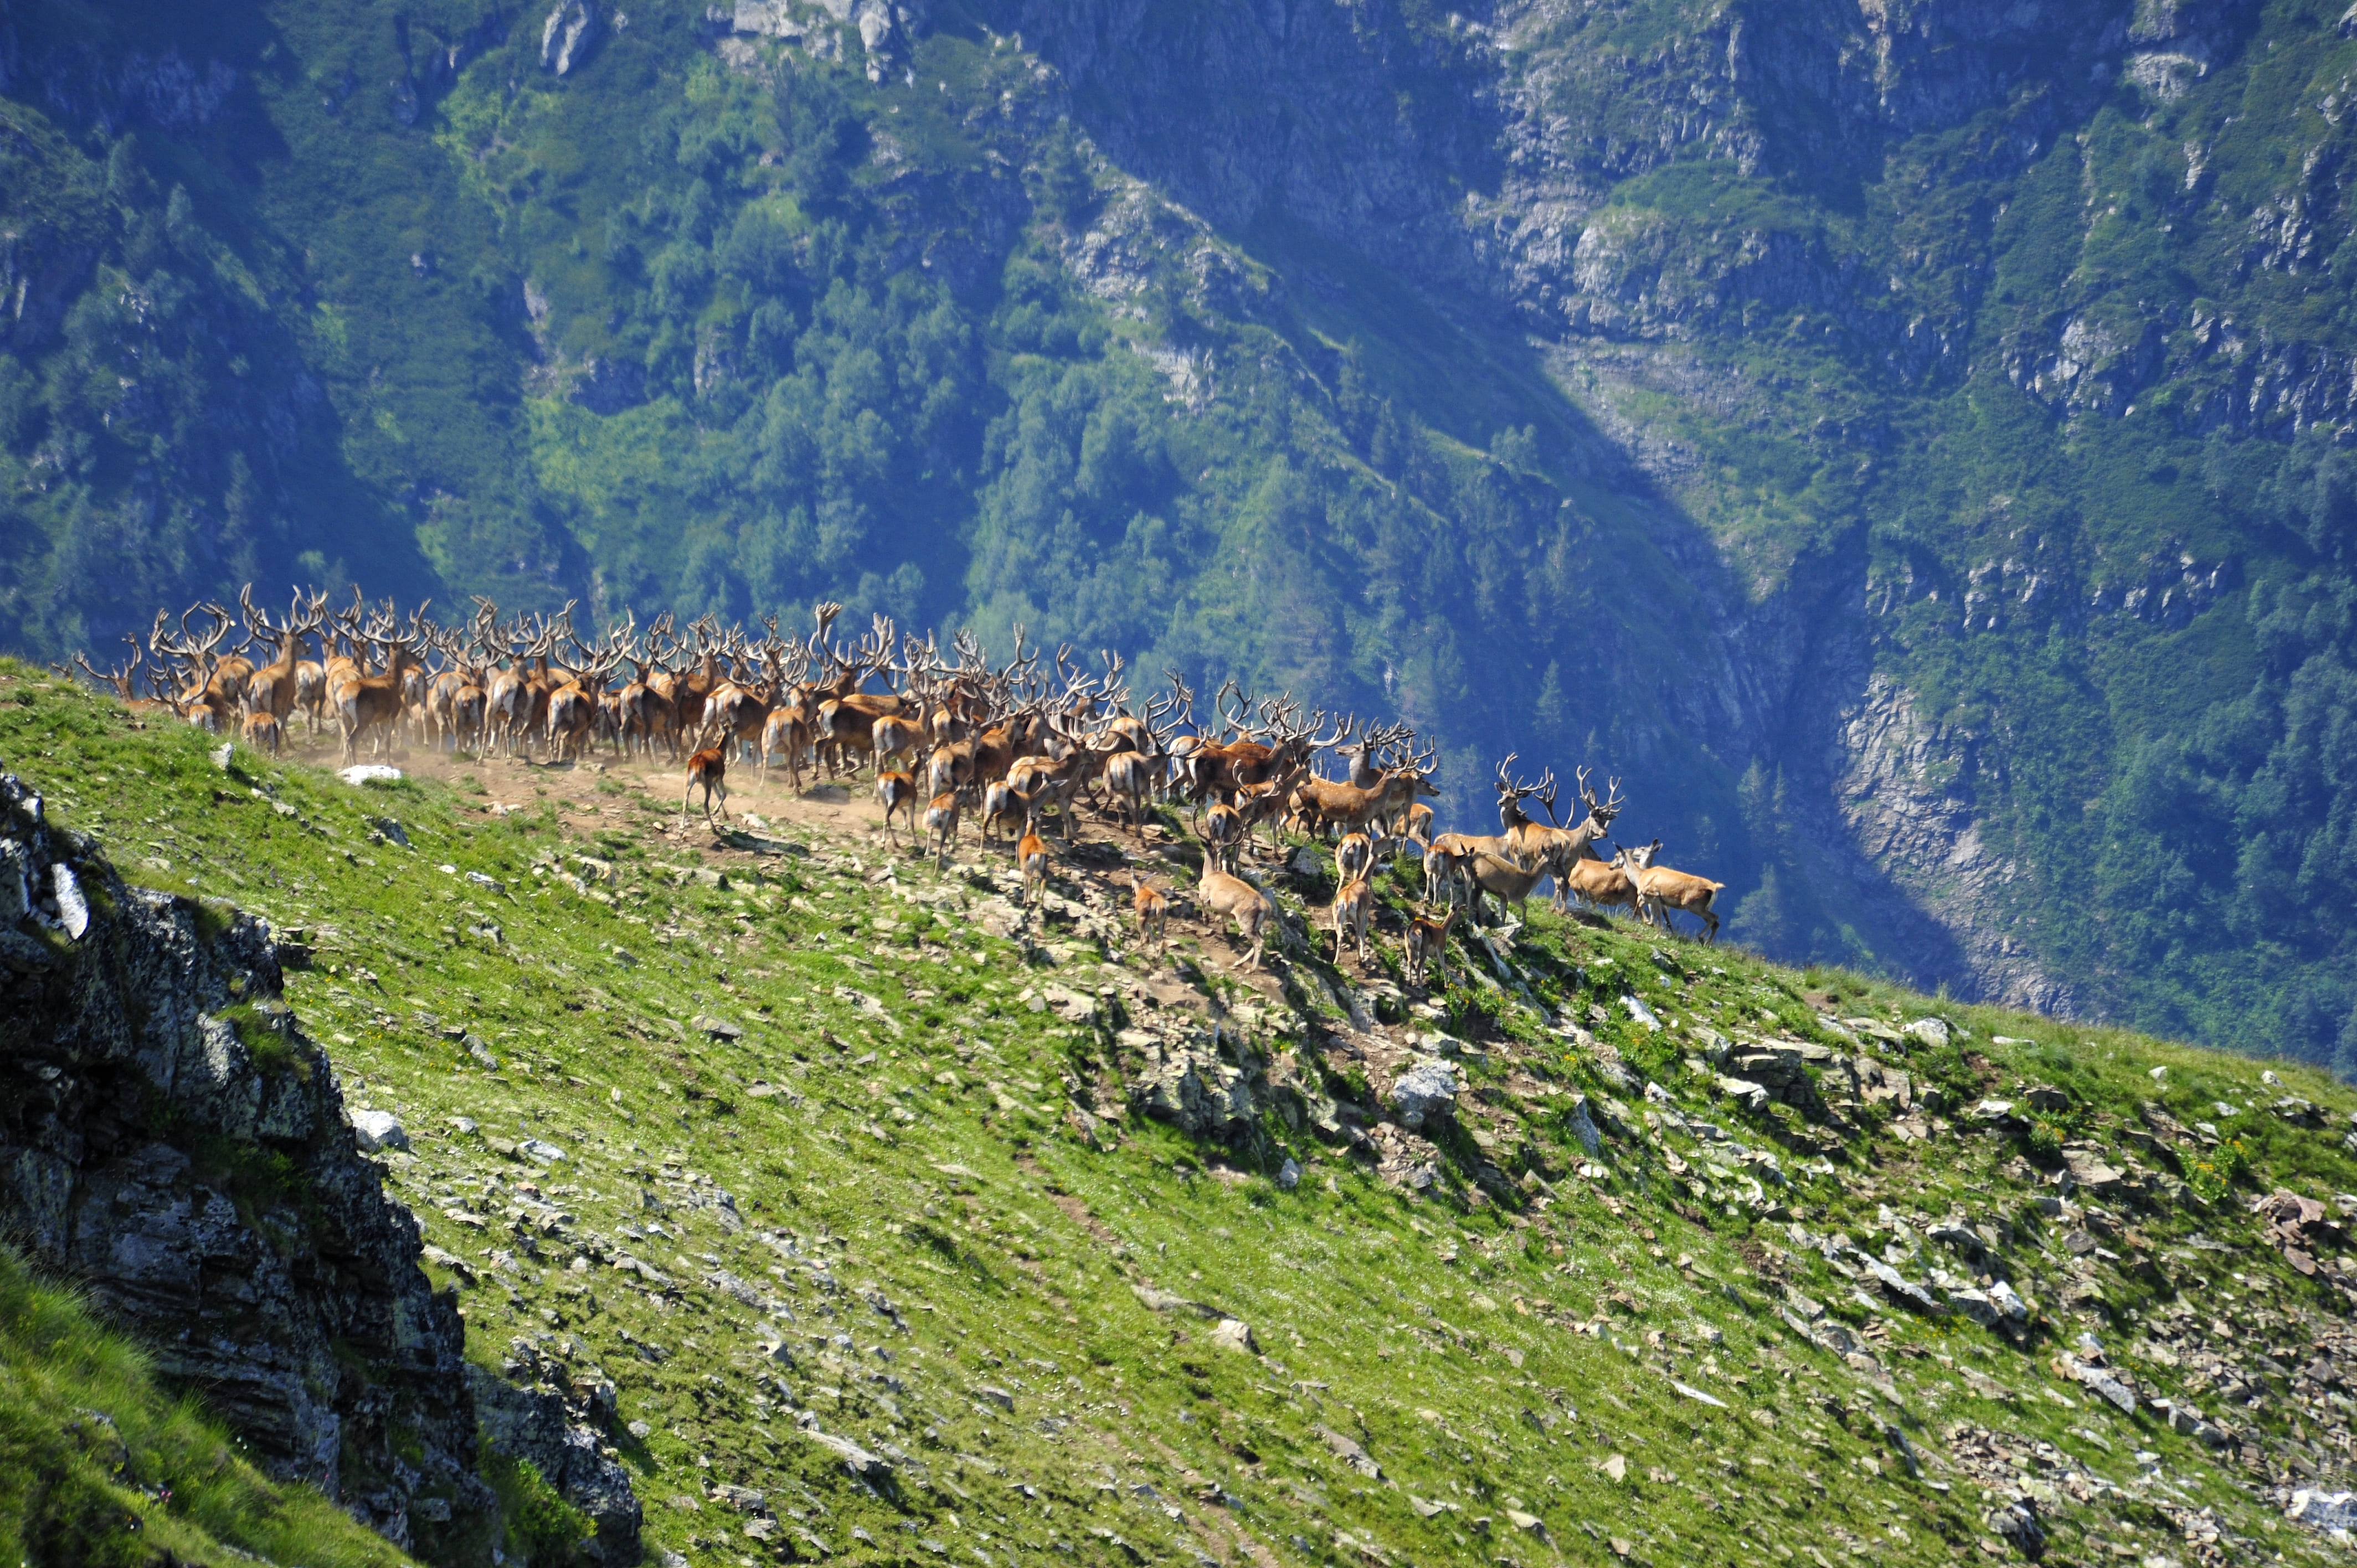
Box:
[1335,831,1374,887]
[1130,872,1169,952]
[980,778,1037,848]
[1618,839,1725,943]
[1498,759,1625,910]
[334,621,423,764]
[1467,850,1547,928]
[1018,816,1051,909]
[1198,867,1277,969]
[241,710,283,756]
[238,586,326,737]
[876,768,919,848]
[682,745,730,828]
[1330,875,1373,967]
[1404,906,1457,989]
[925,791,961,870]
[1200,798,1245,878]
[1560,853,1644,921]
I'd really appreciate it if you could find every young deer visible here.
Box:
[241,710,283,757]
[925,790,961,870]
[876,768,919,848]
[682,746,730,828]
[1018,814,1051,909]
[1198,867,1277,970]
[1618,839,1725,943]
[1404,905,1457,989]
[1130,872,1169,953]
[1560,853,1642,921]
[1330,875,1373,967]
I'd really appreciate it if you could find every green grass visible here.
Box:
[0,1243,415,1567]
[4,664,2355,1566]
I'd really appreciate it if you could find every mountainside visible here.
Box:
[8,667,2357,1568]
[7,0,2357,1066]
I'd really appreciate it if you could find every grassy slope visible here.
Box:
[3,662,2355,1568]
[0,1245,415,1567]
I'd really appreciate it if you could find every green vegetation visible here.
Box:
[0,1242,414,1567]
[6,666,2357,1566]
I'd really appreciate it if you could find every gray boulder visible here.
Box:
[1387,1058,1460,1133]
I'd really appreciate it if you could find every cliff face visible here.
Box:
[0,768,631,1564]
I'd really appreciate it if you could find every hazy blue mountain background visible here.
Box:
[7,0,2357,1070]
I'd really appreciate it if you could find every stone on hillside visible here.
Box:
[1565,1096,1602,1154]
[2289,1489,2357,1534]
[348,1108,409,1153]
[1903,1017,1951,1049]
[337,765,403,785]
[209,743,234,771]
[1278,1157,1301,1191]
[1716,1076,1770,1113]
[691,1014,744,1040]
[1970,1099,2018,1126]
[2024,1084,2070,1112]
[1319,1426,1380,1478]
[519,1138,567,1164]
[1621,994,1661,1030]
[803,1427,892,1479]
[1210,1318,1258,1354]
[1388,1058,1460,1133]
[1289,846,1323,876]
[1948,1287,1998,1325]
[1986,1280,2031,1324]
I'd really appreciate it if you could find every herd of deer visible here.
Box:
[65,591,1727,977]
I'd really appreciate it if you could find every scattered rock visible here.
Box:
[1903,1017,1951,1049]
[691,1014,745,1040]
[1318,1426,1380,1478]
[337,765,403,786]
[2289,1489,2357,1534]
[1210,1318,1258,1354]
[348,1108,409,1153]
[1387,1058,1460,1134]
[1277,1158,1300,1191]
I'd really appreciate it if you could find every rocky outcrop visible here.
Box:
[0,773,635,1564]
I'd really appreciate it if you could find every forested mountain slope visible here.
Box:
[6,0,2357,1069]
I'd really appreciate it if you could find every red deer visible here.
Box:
[682,746,730,828]
[876,768,919,848]
[925,791,961,870]
[1131,873,1169,952]
[1198,868,1277,970]
[1018,817,1051,908]
[1330,875,1373,967]
[1404,906,1457,988]
[1618,839,1724,943]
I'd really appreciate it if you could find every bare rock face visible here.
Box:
[0,773,503,1560]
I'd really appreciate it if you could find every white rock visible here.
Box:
[349,1108,410,1153]
[49,863,88,940]
[1277,1158,1300,1191]
[518,1138,567,1164]
[2289,1489,2357,1533]
[1621,994,1661,1030]
[339,765,404,786]
[1210,1318,1258,1354]
[208,744,234,771]
[1903,1017,1951,1048]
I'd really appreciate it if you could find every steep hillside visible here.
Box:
[8,0,2357,1065]
[9,668,2357,1567]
